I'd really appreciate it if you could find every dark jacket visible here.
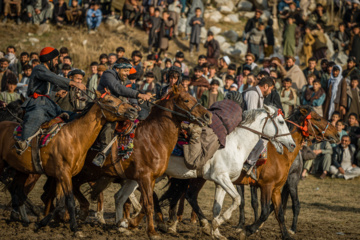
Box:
[332,144,357,169]
[204,39,220,59]
[264,89,284,112]
[200,90,224,109]
[350,34,360,66]
[97,69,139,99]
[209,99,242,148]
[303,67,321,80]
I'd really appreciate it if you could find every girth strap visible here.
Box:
[31,136,44,174]
[111,138,127,179]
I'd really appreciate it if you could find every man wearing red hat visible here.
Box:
[15,47,86,153]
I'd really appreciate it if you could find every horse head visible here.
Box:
[163,85,212,127]
[262,105,296,154]
[296,106,340,144]
[95,91,138,122]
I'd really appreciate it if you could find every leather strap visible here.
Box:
[31,136,44,174]
[111,138,127,179]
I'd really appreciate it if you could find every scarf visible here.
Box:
[328,65,343,120]
[305,86,325,104]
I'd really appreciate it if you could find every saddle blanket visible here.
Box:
[14,123,65,148]
[256,147,267,166]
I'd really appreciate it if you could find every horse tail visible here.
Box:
[158,178,190,207]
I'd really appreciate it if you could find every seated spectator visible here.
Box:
[175,51,189,76]
[308,3,328,29]
[26,0,53,25]
[302,140,333,179]
[116,47,125,59]
[280,78,297,117]
[320,61,335,91]
[31,59,40,68]
[236,64,251,90]
[349,25,360,66]
[138,71,159,96]
[0,58,17,91]
[204,31,220,66]
[223,75,235,94]
[54,0,68,26]
[66,0,82,25]
[3,0,21,24]
[333,23,350,57]
[239,73,256,93]
[331,120,348,148]
[345,76,360,121]
[324,65,348,120]
[330,135,360,180]
[311,24,328,61]
[122,0,141,27]
[200,79,224,108]
[344,0,360,29]
[222,63,236,84]
[330,111,341,127]
[87,1,102,32]
[0,75,20,104]
[190,65,210,99]
[59,63,72,78]
[16,64,32,97]
[302,79,325,116]
[347,113,360,146]
[229,84,238,92]
[217,56,230,79]
[108,53,117,69]
[303,57,320,80]
[244,22,267,61]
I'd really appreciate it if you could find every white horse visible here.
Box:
[114,105,296,239]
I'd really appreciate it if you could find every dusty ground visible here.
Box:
[0,174,359,240]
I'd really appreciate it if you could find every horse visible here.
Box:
[39,85,212,239]
[0,91,138,236]
[0,99,24,122]
[114,105,297,239]
[157,106,339,240]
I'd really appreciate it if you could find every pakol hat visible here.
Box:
[39,47,59,63]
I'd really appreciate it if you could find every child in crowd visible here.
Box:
[244,22,267,61]
[17,64,32,97]
[0,75,20,104]
[347,113,360,147]
[239,74,256,93]
[280,78,297,117]
[303,79,326,116]
[189,8,205,54]
[330,111,341,127]
[345,76,360,121]
[86,1,102,32]
[332,120,348,148]
[301,73,316,103]
[148,8,161,53]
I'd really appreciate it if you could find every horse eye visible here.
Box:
[184,100,189,103]
[279,120,284,124]
[107,100,114,103]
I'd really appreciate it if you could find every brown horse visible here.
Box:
[34,85,211,239]
[157,106,339,240]
[0,91,138,236]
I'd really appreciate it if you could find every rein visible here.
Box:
[5,107,23,123]
[148,99,206,126]
[239,109,291,142]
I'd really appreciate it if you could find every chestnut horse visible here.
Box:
[38,85,211,239]
[158,106,339,240]
[0,91,138,236]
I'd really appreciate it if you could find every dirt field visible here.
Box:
[0,174,359,240]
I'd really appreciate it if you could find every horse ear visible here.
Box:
[95,91,102,99]
[300,107,309,116]
[20,93,26,103]
[263,104,272,114]
[172,85,179,94]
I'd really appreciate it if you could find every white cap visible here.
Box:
[222,56,231,65]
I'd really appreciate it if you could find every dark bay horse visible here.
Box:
[0,91,137,236]
[158,106,339,240]
[40,85,211,239]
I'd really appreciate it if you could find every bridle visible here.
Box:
[239,109,291,142]
[286,112,330,141]
[148,96,207,127]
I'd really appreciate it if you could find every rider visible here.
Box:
[182,91,243,170]
[15,47,86,153]
[92,57,151,167]
[242,76,275,180]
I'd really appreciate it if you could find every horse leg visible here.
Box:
[114,180,139,226]
[129,192,142,217]
[242,185,273,238]
[153,191,169,233]
[41,177,56,216]
[250,186,259,222]
[235,185,245,229]
[289,182,300,234]
[72,181,90,222]
[9,172,30,224]
[271,188,292,240]
[96,192,105,224]
[23,174,42,218]
[176,192,186,222]
[137,176,159,239]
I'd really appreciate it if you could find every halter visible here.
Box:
[239,109,291,142]
[148,99,207,127]
[286,112,330,141]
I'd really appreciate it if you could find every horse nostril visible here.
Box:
[128,108,137,114]
[204,113,211,121]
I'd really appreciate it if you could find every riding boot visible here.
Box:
[181,123,203,170]
[92,145,112,167]
[14,140,29,155]
[242,162,258,181]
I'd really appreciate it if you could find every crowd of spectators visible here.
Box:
[1,0,360,180]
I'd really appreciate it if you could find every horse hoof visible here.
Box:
[200,219,211,236]
[212,218,221,230]
[149,234,161,240]
[259,222,265,229]
[10,210,21,222]
[239,231,247,240]
[168,221,178,235]
[118,227,133,236]
[74,231,85,238]
[157,222,168,233]
[235,227,243,233]
[190,219,197,225]
[95,212,106,225]
[118,219,129,228]
[212,228,227,240]
[288,229,295,235]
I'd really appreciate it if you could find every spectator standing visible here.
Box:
[283,56,307,92]
[330,135,360,180]
[190,65,209,100]
[86,1,102,32]
[217,56,230,79]
[3,0,21,24]
[264,19,275,58]
[331,120,348,148]
[200,80,224,109]
[239,73,256,93]
[330,111,341,127]
[223,75,235,94]
[108,53,117,69]
[283,16,296,57]
[158,11,174,57]
[345,76,360,120]
[0,75,20,104]
[183,0,203,40]
[244,9,262,39]
[303,57,320,79]
[0,58,17,92]
[86,62,99,99]
[189,8,204,54]
[349,25,360,66]
[280,78,297,117]
[116,47,125,59]
[168,0,181,37]
[347,113,360,146]
[303,25,315,64]
[244,22,267,61]
[131,50,143,80]
[324,65,348,120]
[204,31,220,66]
[303,79,326,116]
[138,71,160,96]
[17,65,32,97]
[175,51,189,76]
[148,8,161,53]
[237,53,260,76]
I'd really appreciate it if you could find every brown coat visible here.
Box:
[303,32,315,62]
[323,78,347,119]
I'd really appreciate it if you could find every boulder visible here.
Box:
[215,0,235,10]
[239,11,255,19]
[200,27,208,39]
[260,10,271,21]
[36,23,50,36]
[209,10,223,22]
[106,18,121,28]
[215,35,226,45]
[178,17,187,33]
[221,43,232,54]
[227,13,239,23]
[252,0,268,10]
[209,26,222,36]
[230,48,242,56]
[234,41,248,55]
[324,33,334,58]
[116,25,126,32]
[219,5,233,14]
[223,30,239,43]
[28,37,39,43]
[237,0,253,11]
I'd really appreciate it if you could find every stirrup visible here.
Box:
[14,140,29,155]
[243,163,257,181]
[92,152,106,167]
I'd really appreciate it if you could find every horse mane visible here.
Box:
[241,105,277,126]
[286,105,313,130]
[0,99,23,122]
[74,102,95,119]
